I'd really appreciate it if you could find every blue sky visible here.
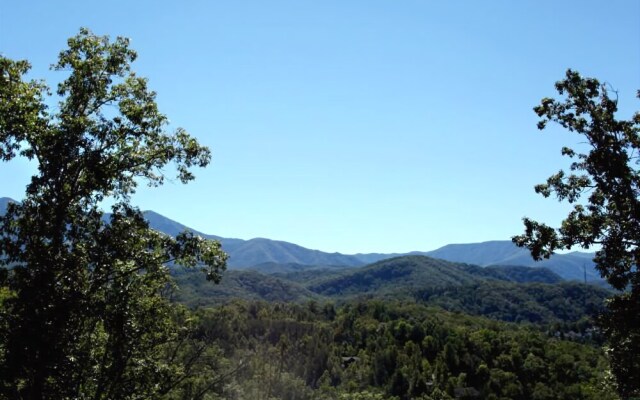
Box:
[1,1,639,253]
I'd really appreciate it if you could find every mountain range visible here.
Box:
[143,209,600,282]
[0,197,600,282]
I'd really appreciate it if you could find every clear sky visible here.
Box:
[1,1,639,254]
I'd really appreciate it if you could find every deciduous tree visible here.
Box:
[0,28,227,399]
[513,69,640,398]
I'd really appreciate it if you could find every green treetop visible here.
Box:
[0,28,227,399]
[514,69,640,398]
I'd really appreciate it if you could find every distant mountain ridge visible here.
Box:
[0,197,600,282]
[424,241,599,281]
[144,211,601,282]
[143,210,363,267]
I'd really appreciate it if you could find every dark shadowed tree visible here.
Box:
[513,69,640,398]
[0,28,227,399]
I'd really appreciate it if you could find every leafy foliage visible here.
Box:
[173,268,320,307]
[415,281,609,327]
[0,29,226,398]
[188,300,617,400]
[307,256,492,297]
[513,69,640,397]
[482,265,563,284]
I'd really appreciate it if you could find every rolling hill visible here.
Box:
[305,255,547,297]
[170,255,608,326]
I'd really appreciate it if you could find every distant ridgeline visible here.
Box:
[2,197,608,325]
[0,198,601,283]
[140,209,601,282]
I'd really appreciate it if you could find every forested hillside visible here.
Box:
[174,300,617,400]
[173,256,610,329]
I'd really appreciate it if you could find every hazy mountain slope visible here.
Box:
[568,251,598,259]
[143,210,195,237]
[426,240,525,264]
[295,256,606,325]
[425,240,599,281]
[352,252,407,264]
[226,238,363,268]
[255,256,563,294]
[143,211,365,268]
[170,254,607,326]
[1,197,601,282]
[528,256,599,282]
[87,210,609,281]
[143,210,247,252]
